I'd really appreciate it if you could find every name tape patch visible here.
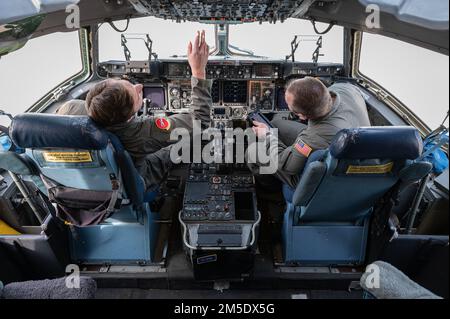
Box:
[346,162,394,175]
[43,152,93,163]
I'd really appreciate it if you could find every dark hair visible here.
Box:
[286,77,332,120]
[85,80,135,127]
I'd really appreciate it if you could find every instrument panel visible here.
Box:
[182,163,256,222]
[162,61,285,115]
[128,0,300,23]
[167,81,192,111]
[163,62,283,80]
[98,59,344,117]
[166,79,276,116]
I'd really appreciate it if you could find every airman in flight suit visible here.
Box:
[250,77,371,189]
[57,30,213,191]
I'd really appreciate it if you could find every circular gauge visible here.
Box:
[262,99,272,110]
[170,88,180,97]
[171,99,181,109]
[233,108,244,118]
[264,89,273,97]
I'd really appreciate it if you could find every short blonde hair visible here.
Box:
[56,100,87,116]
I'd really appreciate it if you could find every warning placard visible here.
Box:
[43,152,93,163]
[346,162,394,174]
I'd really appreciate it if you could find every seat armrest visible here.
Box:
[0,152,35,175]
[399,161,433,182]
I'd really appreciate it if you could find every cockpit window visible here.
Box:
[99,17,343,62]
[359,32,449,129]
[0,31,82,127]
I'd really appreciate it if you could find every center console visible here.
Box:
[179,163,261,280]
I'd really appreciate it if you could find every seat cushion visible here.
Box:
[0,152,35,175]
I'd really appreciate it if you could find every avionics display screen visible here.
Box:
[255,64,273,77]
[168,63,186,77]
[143,87,166,109]
[234,192,254,220]
[223,81,248,104]
[213,108,226,115]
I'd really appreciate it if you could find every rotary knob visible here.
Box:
[233,108,243,118]
[170,88,180,97]
[262,99,272,110]
[171,99,181,109]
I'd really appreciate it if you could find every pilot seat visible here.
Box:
[8,113,161,265]
[282,127,431,266]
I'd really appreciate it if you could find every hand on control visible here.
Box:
[252,120,269,138]
[188,30,209,80]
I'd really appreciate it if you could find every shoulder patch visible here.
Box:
[294,139,313,158]
[155,117,171,131]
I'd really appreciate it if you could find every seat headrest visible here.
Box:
[329,127,423,160]
[10,114,109,150]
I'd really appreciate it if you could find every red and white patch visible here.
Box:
[155,117,171,131]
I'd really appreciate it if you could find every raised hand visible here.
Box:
[187,30,209,80]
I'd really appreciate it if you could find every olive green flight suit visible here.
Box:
[250,82,371,189]
[57,77,213,190]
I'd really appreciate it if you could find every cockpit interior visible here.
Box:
[0,0,448,299]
